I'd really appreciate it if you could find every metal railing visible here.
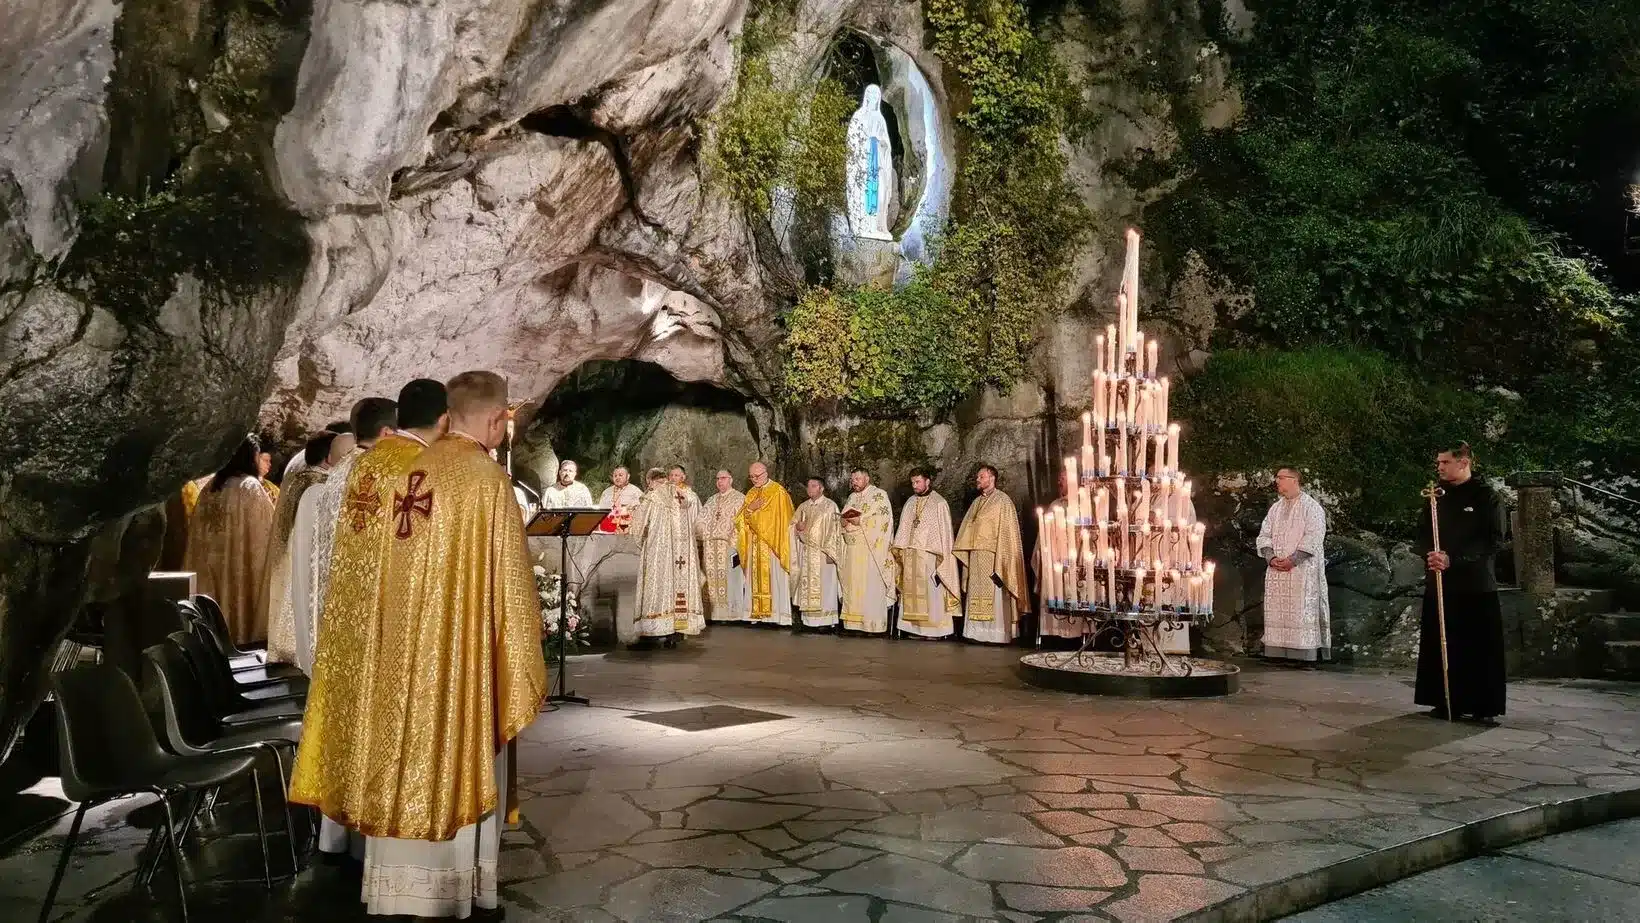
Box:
[1565,477,1640,509]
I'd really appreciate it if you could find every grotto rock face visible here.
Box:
[262,0,785,434]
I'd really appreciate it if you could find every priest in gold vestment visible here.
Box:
[290,372,545,918]
[737,461,795,625]
[697,470,747,622]
[893,467,960,639]
[630,467,705,641]
[295,380,446,862]
[793,477,843,629]
[839,470,896,634]
[953,465,1030,645]
[264,433,341,664]
[184,436,275,644]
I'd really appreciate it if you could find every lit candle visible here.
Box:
[1192,522,1206,571]
[1095,486,1108,524]
[1081,412,1092,456]
[1036,507,1049,599]
[1117,293,1130,358]
[1104,548,1116,609]
[1166,423,1180,475]
[1105,324,1118,378]
[1153,563,1163,611]
[1168,569,1181,610]
[1204,561,1216,613]
[1138,478,1151,526]
[1095,517,1109,559]
[1132,567,1145,610]
[1094,334,1106,375]
[1154,434,1166,478]
[1161,518,1174,567]
[1159,377,1170,430]
[1064,456,1079,520]
[1147,339,1159,379]
[1091,374,1105,431]
[1117,425,1129,477]
[1099,453,1110,479]
[1082,550,1096,609]
[1180,480,1193,525]
[1078,486,1092,527]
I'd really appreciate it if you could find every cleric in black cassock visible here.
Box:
[1414,442,1507,722]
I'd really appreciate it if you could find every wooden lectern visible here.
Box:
[527,508,610,705]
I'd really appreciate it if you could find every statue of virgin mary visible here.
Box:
[845,85,896,241]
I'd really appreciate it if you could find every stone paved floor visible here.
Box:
[4,626,1639,922]
[1284,817,1640,920]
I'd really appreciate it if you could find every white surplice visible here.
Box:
[1257,491,1331,661]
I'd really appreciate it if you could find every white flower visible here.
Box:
[532,565,547,576]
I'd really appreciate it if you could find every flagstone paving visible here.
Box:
[4,627,1639,921]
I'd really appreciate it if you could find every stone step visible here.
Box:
[1595,613,1640,642]
[1603,640,1640,679]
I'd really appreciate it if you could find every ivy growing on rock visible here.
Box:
[778,0,1089,414]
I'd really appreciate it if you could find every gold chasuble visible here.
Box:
[291,433,546,841]
[736,481,794,621]
[183,476,275,644]
[289,433,426,832]
[953,489,1030,623]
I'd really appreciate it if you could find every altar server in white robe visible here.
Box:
[542,459,595,508]
[839,469,897,634]
[630,467,706,640]
[698,470,748,622]
[792,477,843,629]
[1257,468,1331,662]
[893,467,961,639]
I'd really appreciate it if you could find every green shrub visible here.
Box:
[1177,348,1490,532]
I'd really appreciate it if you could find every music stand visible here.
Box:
[527,507,610,705]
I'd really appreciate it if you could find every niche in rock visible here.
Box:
[515,360,761,496]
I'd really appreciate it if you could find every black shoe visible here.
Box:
[1426,707,1450,720]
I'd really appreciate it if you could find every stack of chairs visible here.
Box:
[39,594,311,923]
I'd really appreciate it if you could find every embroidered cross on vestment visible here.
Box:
[394,471,434,539]
[345,473,383,533]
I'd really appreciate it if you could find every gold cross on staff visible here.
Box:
[1420,482,1445,503]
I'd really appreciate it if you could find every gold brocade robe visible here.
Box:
[893,492,961,624]
[183,476,275,644]
[264,468,328,664]
[289,434,429,829]
[736,481,794,620]
[793,497,842,614]
[261,477,280,505]
[290,434,547,841]
[180,476,210,517]
[952,490,1030,622]
[840,487,897,629]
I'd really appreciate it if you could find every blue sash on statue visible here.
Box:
[866,138,880,215]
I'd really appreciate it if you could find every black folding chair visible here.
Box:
[39,666,273,923]
[183,596,306,683]
[142,641,304,879]
[171,630,305,726]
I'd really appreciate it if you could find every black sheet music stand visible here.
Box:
[527,507,609,706]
